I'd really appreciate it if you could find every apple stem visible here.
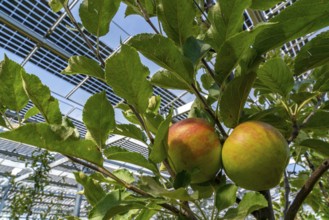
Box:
[285,159,329,220]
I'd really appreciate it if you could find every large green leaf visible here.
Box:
[74,172,106,206]
[220,72,256,128]
[128,34,195,84]
[150,70,192,91]
[254,0,329,55]
[302,111,329,130]
[257,58,294,97]
[114,124,147,143]
[21,72,62,125]
[23,106,40,122]
[215,23,272,83]
[312,65,329,92]
[105,45,153,113]
[183,37,211,65]
[205,0,252,52]
[149,111,172,163]
[62,56,105,80]
[83,92,115,148]
[215,184,238,212]
[157,0,195,46]
[0,123,103,166]
[141,176,192,201]
[0,115,6,128]
[295,31,329,75]
[104,146,158,173]
[88,190,140,220]
[79,0,120,37]
[0,56,29,112]
[300,139,329,157]
[224,192,268,219]
[250,0,283,10]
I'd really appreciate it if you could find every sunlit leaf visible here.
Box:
[303,111,329,130]
[0,56,29,112]
[205,0,252,52]
[83,92,115,148]
[157,0,196,46]
[254,0,329,55]
[257,58,294,97]
[183,37,211,65]
[0,123,103,166]
[114,124,146,143]
[128,34,195,84]
[104,146,158,173]
[224,192,268,219]
[215,184,238,212]
[150,70,192,91]
[106,45,153,113]
[62,56,104,80]
[48,0,68,13]
[220,72,256,128]
[79,0,120,36]
[74,172,106,206]
[312,65,329,92]
[149,110,172,163]
[23,106,40,122]
[22,72,62,125]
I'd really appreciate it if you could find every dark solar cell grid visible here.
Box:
[110,139,149,158]
[0,24,35,58]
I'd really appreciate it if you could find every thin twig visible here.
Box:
[136,0,160,34]
[285,159,329,220]
[191,84,228,139]
[63,5,105,67]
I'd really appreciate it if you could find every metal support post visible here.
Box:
[0,184,11,214]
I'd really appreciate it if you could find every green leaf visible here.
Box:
[215,184,238,212]
[113,169,135,184]
[300,139,329,157]
[106,45,153,113]
[257,58,294,97]
[83,92,115,148]
[173,170,191,189]
[23,106,40,122]
[205,0,252,52]
[0,56,29,112]
[147,96,161,114]
[183,37,211,65]
[215,23,273,83]
[0,123,103,166]
[134,203,159,220]
[303,111,329,130]
[250,0,283,10]
[62,56,105,80]
[220,72,256,128]
[149,110,172,163]
[21,72,62,125]
[114,124,146,143]
[224,192,268,219]
[312,65,329,92]
[128,34,195,84]
[141,176,192,201]
[88,190,136,220]
[150,70,192,91]
[295,31,329,75]
[0,115,6,128]
[74,172,106,206]
[79,0,120,37]
[48,0,68,13]
[254,0,329,55]
[104,146,158,173]
[157,0,196,46]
